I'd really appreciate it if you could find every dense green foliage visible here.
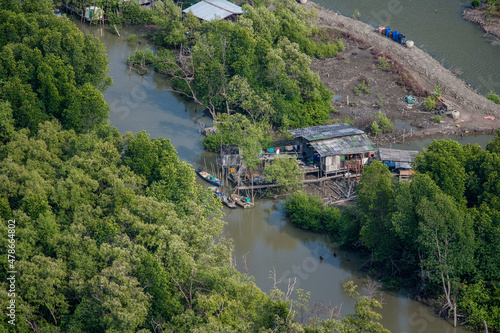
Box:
[125,0,343,131]
[0,120,300,332]
[263,156,304,193]
[284,192,341,233]
[0,2,394,332]
[0,1,111,133]
[285,136,500,331]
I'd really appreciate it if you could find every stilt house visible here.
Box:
[288,123,377,175]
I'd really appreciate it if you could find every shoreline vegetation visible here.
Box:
[0,1,392,332]
[1,0,499,332]
[463,0,500,38]
[285,136,500,332]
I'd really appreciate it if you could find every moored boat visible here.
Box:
[208,187,236,208]
[221,194,237,209]
[231,194,254,209]
[196,167,223,186]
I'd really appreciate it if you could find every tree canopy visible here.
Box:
[0,1,111,133]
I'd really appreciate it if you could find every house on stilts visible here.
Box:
[288,123,378,176]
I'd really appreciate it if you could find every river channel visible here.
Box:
[72,13,495,331]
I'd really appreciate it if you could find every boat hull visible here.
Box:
[196,170,223,186]
[231,194,254,209]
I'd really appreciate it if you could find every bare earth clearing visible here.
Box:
[306,1,500,145]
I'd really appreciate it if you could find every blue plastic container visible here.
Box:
[392,31,397,41]
[385,28,391,37]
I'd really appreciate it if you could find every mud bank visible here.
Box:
[463,5,500,38]
[306,1,500,144]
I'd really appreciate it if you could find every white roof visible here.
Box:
[182,0,243,21]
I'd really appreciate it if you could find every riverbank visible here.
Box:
[306,1,500,145]
[463,4,500,38]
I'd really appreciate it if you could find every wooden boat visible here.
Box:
[221,194,237,209]
[231,194,254,209]
[196,167,223,186]
[208,187,236,208]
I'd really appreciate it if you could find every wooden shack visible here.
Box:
[288,124,378,175]
[182,0,243,21]
[378,148,418,180]
[378,148,418,170]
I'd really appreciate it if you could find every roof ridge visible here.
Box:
[201,0,237,14]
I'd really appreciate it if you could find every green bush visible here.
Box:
[127,33,138,46]
[471,0,481,8]
[377,111,393,133]
[378,56,394,70]
[370,121,382,135]
[201,132,222,152]
[433,115,441,123]
[376,94,383,109]
[283,192,340,233]
[354,80,371,96]
[487,91,500,104]
[424,96,437,111]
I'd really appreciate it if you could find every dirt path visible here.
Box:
[306,1,500,142]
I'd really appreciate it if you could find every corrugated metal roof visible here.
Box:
[182,0,243,21]
[378,148,418,163]
[288,123,364,141]
[309,134,377,157]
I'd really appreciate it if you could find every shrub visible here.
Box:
[376,94,383,109]
[370,121,382,135]
[127,34,138,46]
[487,91,500,104]
[377,111,394,133]
[378,56,394,71]
[425,96,437,111]
[433,115,441,123]
[201,132,222,152]
[354,80,371,96]
[471,0,481,8]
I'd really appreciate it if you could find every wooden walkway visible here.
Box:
[234,172,359,192]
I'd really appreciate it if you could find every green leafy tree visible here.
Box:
[416,191,474,326]
[0,8,111,133]
[414,139,467,204]
[263,156,303,193]
[357,161,399,263]
[341,281,390,333]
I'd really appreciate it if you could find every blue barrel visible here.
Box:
[400,35,406,44]
[385,28,391,37]
[392,31,397,41]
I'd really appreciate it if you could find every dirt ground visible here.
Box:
[306,1,500,145]
[463,5,500,38]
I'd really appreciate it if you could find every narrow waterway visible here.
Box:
[313,0,500,96]
[74,19,480,332]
